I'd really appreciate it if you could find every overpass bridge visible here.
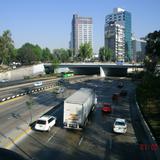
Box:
[44,63,144,77]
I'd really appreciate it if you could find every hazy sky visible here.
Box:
[0,0,159,53]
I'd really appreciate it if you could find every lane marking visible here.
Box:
[47,130,57,143]
[78,136,84,146]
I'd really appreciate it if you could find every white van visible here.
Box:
[35,115,56,131]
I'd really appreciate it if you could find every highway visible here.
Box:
[0,75,87,100]
[7,77,151,160]
[0,76,92,146]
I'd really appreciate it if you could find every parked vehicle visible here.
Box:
[102,103,112,113]
[113,118,127,134]
[63,88,97,129]
[35,115,56,132]
[34,81,43,87]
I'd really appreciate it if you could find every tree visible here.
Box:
[99,47,113,62]
[144,30,160,74]
[41,48,52,62]
[17,43,35,65]
[0,30,14,65]
[17,43,42,65]
[53,48,70,62]
[52,55,60,72]
[33,45,42,62]
[78,43,93,61]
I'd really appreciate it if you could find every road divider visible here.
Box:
[0,83,58,103]
[0,76,101,103]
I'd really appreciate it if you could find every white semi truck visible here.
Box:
[63,88,97,129]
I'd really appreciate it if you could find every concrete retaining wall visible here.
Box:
[0,64,45,81]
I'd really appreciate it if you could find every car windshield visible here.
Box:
[115,121,125,126]
[36,120,46,125]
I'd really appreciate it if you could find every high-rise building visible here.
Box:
[105,8,131,61]
[105,21,125,61]
[131,36,146,62]
[70,14,93,55]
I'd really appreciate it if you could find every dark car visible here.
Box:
[120,89,127,96]
[117,82,124,88]
[102,103,112,113]
[112,93,120,101]
[58,79,65,84]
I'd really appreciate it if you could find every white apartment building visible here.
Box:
[105,21,125,61]
[70,14,93,55]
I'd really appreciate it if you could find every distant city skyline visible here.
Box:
[0,0,159,53]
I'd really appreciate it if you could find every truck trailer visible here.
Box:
[63,88,97,129]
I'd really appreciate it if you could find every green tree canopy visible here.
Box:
[78,43,93,61]
[0,30,14,65]
[17,43,42,65]
[99,47,113,62]
[53,48,71,62]
[41,48,52,62]
[144,30,160,74]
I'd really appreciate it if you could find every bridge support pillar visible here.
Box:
[100,67,105,77]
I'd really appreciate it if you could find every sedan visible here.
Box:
[0,79,9,83]
[117,82,124,88]
[102,103,112,113]
[34,81,43,87]
[113,118,127,134]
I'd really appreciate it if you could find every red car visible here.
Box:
[102,103,112,113]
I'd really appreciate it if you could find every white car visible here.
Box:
[55,87,65,94]
[35,115,56,131]
[113,118,127,134]
[34,81,43,87]
[0,79,9,83]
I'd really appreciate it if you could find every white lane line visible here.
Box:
[78,136,84,146]
[47,130,57,143]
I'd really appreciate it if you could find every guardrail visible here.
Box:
[0,82,59,103]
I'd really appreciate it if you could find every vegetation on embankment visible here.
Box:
[136,72,160,144]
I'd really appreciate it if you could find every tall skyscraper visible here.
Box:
[70,14,93,55]
[105,21,125,61]
[105,8,131,61]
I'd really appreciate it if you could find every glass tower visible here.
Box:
[105,8,132,61]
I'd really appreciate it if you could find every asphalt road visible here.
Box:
[0,75,86,99]
[10,77,149,160]
[0,92,60,139]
